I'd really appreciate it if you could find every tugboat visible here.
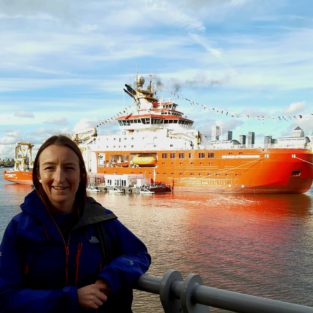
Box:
[3,142,34,185]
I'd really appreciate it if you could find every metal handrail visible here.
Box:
[135,270,313,313]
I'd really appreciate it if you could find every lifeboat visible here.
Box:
[132,155,157,167]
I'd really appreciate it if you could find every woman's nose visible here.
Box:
[54,166,65,182]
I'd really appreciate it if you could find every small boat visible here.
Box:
[140,183,171,194]
[108,187,125,193]
[86,186,101,193]
[140,188,155,194]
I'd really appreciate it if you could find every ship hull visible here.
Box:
[94,148,313,194]
[3,170,33,185]
[4,148,312,193]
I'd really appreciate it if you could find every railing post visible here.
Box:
[181,273,209,313]
[160,270,183,313]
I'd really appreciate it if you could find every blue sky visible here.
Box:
[0,0,313,158]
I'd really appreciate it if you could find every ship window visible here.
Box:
[179,153,184,158]
[199,153,205,158]
[291,170,301,176]
[162,153,168,158]
[170,153,176,158]
[189,153,191,158]
[208,153,215,158]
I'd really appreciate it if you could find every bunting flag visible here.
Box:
[174,94,312,121]
[95,104,136,128]
[95,95,312,129]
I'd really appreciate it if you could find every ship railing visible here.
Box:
[135,270,313,313]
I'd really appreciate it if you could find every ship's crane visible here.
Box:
[72,127,97,145]
[14,142,34,171]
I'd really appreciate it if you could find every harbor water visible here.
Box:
[1,169,313,312]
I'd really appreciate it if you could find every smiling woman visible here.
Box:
[32,135,87,218]
[37,145,82,213]
[0,134,151,313]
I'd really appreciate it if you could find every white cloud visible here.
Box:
[286,101,305,113]
[73,119,97,133]
[14,111,34,118]
[43,118,69,126]
[0,0,312,157]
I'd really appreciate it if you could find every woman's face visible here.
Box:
[38,144,81,213]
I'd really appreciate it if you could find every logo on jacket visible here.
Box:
[89,236,100,244]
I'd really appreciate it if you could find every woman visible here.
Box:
[0,135,151,312]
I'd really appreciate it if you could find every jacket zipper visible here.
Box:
[75,242,83,285]
[46,211,71,285]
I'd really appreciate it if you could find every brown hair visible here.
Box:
[32,134,87,215]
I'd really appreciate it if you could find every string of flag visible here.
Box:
[95,95,313,129]
[174,94,313,121]
[95,104,136,128]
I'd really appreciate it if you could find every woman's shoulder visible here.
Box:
[76,197,117,228]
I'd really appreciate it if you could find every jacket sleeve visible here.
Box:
[0,218,80,313]
[98,219,151,294]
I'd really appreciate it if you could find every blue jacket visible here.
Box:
[0,190,151,312]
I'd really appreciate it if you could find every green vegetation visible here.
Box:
[0,158,14,167]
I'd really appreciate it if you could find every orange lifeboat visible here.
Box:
[132,155,157,167]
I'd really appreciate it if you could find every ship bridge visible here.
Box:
[119,75,194,131]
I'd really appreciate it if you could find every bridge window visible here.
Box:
[291,170,301,176]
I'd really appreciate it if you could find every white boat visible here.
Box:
[108,187,125,193]
[86,186,101,193]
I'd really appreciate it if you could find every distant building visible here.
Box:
[211,125,221,141]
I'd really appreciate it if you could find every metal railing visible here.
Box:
[135,270,313,313]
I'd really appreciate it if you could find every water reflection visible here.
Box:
[1,179,313,312]
[91,191,313,312]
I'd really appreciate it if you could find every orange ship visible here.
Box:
[4,76,313,194]
[3,142,34,186]
[75,75,313,194]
